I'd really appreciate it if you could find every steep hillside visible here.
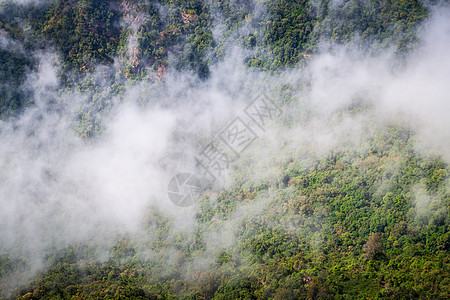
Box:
[0,1,448,299]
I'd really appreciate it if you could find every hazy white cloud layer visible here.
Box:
[0,1,449,293]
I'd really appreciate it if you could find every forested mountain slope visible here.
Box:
[0,0,448,299]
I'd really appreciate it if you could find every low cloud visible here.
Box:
[0,1,449,295]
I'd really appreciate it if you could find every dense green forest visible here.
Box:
[0,0,449,299]
[4,126,450,299]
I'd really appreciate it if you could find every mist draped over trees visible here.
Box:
[0,0,449,299]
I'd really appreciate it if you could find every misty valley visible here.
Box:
[0,0,449,299]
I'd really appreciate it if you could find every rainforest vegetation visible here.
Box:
[0,0,448,299]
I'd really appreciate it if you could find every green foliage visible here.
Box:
[37,0,121,72]
[0,48,34,118]
[312,0,428,53]
[6,124,448,299]
[0,0,432,119]
[0,1,448,299]
[264,0,315,65]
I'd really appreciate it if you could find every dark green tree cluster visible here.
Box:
[246,0,316,69]
[34,0,122,73]
[311,0,428,53]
